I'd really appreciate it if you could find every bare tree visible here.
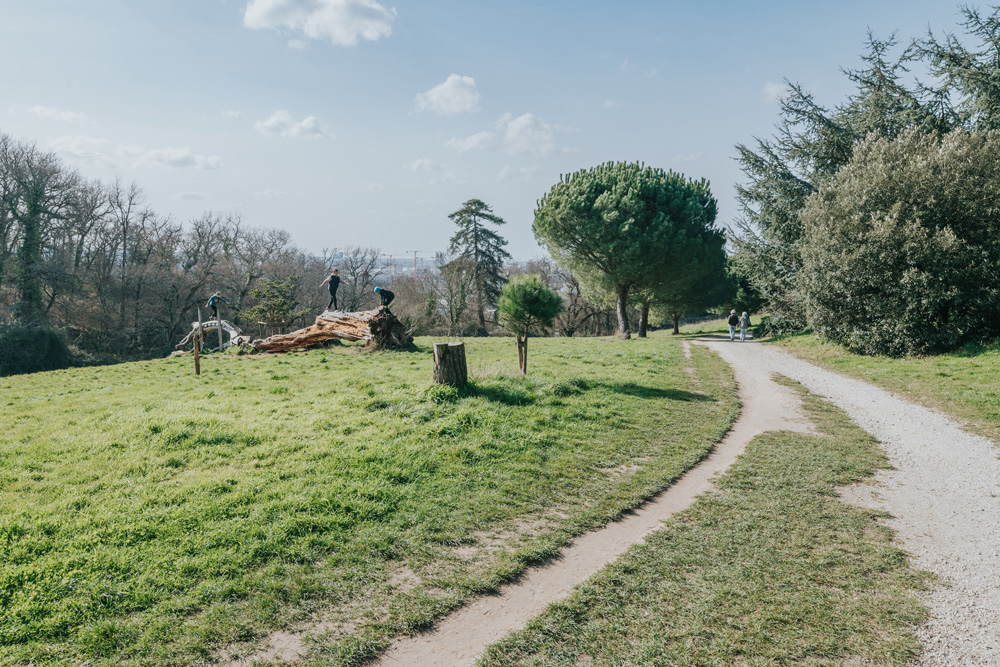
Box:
[337,245,383,311]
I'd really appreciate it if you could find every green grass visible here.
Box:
[772,333,1000,441]
[0,333,736,666]
[478,378,931,667]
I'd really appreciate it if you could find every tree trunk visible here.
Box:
[219,307,413,353]
[433,342,467,387]
[672,312,681,335]
[14,199,44,326]
[614,284,631,340]
[638,304,649,338]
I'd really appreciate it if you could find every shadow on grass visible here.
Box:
[591,381,713,402]
[462,380,537,406]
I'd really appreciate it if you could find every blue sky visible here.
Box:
[0,1,968,259]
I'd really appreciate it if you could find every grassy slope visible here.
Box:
[0,333,736,666]
[771,334,1000,441]
[478,379,931,667]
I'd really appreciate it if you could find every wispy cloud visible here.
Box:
[415,74,480,115]
[497,165,538,183]
[762,81,783,103]
[672,151,703,163]
[254,189,290,198]
[31,106,87,122]
[445,131,496,152]
[222,110,244,119]
[47,136,114,166]
[243,0,396,47]
[602,100,618,109]
[175,192,208,201]
[405,158,459,184]
[255,110,330,138]
[496,112,558,156]
[125,146,223,170]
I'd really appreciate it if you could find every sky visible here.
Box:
[0,1,973,260]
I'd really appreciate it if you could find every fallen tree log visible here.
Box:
[175,319,249,352]
[249,307,412,352]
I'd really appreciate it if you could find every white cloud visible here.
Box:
[48,136,114,165]
[602,100,618,109]
[405,158,459,184]
[288,38,308,49]
[175,192,208,201]
[244,0,395,47]
[673,151,703,163]
[496,112,557,156]
[762,81,783,103]
[497,165,538,183]
[222,110,244,119]
[255,189,290,198]
[31,106,87,122]
[415,74,480,115]
[445,131,495,152]
[367,182,384,192]
[255,110,330,138]
[642,68,658,78]
[125,146,223,170]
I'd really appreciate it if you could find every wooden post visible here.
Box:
[433,342,467,387]
[217,310,224,352]
[194,308,203,376]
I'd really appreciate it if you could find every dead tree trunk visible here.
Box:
[433,342,467,387]
[248,307,412,353]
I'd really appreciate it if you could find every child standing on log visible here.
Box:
[319,269,346,311]
[207,291,228,320]
[374,286,394,308]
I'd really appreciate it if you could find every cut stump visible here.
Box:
[433,342,467,387]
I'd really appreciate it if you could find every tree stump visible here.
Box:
[433,342,467,387]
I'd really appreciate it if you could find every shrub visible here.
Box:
[800,129,1000,356]
[0,326,74,376]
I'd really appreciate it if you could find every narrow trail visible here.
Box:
[700,337,1000,667]
[373,338,814,667]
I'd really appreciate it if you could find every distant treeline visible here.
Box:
[0,136,628,364]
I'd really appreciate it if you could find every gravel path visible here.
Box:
[700,337,1000,666]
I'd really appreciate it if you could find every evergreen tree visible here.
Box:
[732,34,955,328]
[533,162,720,339]
[447,199,511,334]
[496,274,563,374]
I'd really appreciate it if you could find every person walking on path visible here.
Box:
[374,286,395,308]
[206,291,228,320]
[727,310,739,341]
[319,269,346,311]
[739,311,751,342]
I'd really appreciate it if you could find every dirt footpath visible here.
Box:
[701,337,1000,667]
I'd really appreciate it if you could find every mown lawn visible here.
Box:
[479,378,931,667]
[0,333,736,666]
[772,333,1000,441]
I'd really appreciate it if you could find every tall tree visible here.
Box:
[533,162,719,339]
[0,139,79,326]
[447,198,511,334]
[732,32,959,328]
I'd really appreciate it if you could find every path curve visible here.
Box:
[699,337,1000,667]
[373,340,814,667]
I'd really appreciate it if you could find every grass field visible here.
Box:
[0,333,736,666]
[479,378,931,667]
[772,334,1000,441]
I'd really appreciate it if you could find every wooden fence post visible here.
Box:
[433,342,467,387]
[194,308,203,376]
